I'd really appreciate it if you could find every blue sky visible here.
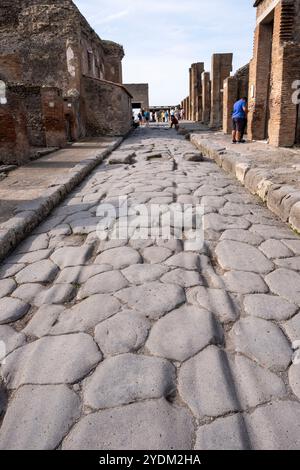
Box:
[74,0,256,106]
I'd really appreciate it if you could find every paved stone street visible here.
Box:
[0,125,300,450]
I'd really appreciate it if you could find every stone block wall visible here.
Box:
[210,53,233,129]
[81,76,132,137]
[124,84,149,109]
[202,72,211,125]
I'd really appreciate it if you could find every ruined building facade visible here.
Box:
[0,0,132,164]
[248,0,300,146]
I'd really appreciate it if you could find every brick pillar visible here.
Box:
[223,76,238,134]
[187,96,190,120]
[248,21,273,141]
[210,53,233,128]
[188,67,192,120]
[267,2,300,147]
[202,71,211,124]
[191,62,205,121]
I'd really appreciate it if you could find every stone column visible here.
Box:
[223,76,238,134]
[187,96,190,121]
[189,68,192,120]
[210,53,233,128]
[202,71,211,125]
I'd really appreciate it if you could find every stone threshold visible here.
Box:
[190,133,300,235]
[0,137,124,261]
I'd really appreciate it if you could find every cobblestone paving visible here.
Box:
[0,126,300,450]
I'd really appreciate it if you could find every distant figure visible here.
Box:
[138,112,143,125]
[180,108,185,120]
[165,110,169,122]
[161,111,165,123]
[232,97,248,143]
[141,109,146,125]
[170,115,179,131]
[152,111,156,122]
[145,110,150,127]
[170,108,175,118]
[175,108,180,120]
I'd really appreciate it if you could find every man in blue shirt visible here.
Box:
[232,97,247,144]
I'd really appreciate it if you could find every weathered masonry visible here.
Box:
[248,0,300,146]
[209,53,233,129]
[223,64,249,134]
[0,0,132,165]
[124,84,150,111]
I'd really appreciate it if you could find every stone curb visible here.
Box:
[0,137,124,261]
[190,134,300,235]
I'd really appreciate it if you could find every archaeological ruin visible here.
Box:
[124,84,150,111]
[182,0,300,148]
[0,0,133,165]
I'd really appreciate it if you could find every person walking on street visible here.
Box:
[232,97,247,143]
[165,110,169,123]
[170,114,179,131]
[145,109,150,127]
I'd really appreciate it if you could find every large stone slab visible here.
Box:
[55,264,112,284]
[15,260,59,284]
[50,295,121,335]
[220,229,264,246]
[122,264,168,284]
[63,399,194,450]
[95,247,142,270]
[161,269,203,288]
[50,245,94,269]
[178,346,285,419]
[223,271,268,294]
[203,214,250,232]
[0,385,80,450]
[34,284,76,306]
[2,333,102,388]
[282,312,300,343]
[243,294,297,321]
[0,279,16,298]
[164,252,200,270]
[215,240,274,274]
[84,354,176,409]
[115,282,185,320]
[95,310,150,356]
[188,286,239,323]
[24,305,65,338]
[146,305,223,362]
[0,325,26,361]
[195,414,250,450]
[259,239,293,259]
[265,269,300,305]
[143,246,172,264]
[228,317,292,372]
[77,271,128,299]
[0,297,30,325]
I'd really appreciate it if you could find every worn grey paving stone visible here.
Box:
[142,246,172,264]
[259,240,293,259]
[178,345,285,419]
[195,414,250,450]
[164,252,200,270]
[219,202,253,217]
[223,271,268,294]
[23,305,65,338]
[289,363,300,399]
[97,238,129,254]
[34,283,76,307]
[0,263,26,280]
[243,294,298,321]
[63,398,194,450]
[0,279,16,298]
[50,294,121,335]
[48,224,72,238]
[50,245,94,269]
[2,333,102,388]
[245,401,300,450]
[15,260,59,284]
[95,247,142,270]
[78,271,128,299]
[228,317,292,372]
[12,283,46,305]
[282,313,300,343]
[70,217,99,235]
[0,297,30,325]
[146,305,223,362]
[250,224,296,240]
[161,269,203,288]
[203,213,251,231]
[84,354,176,409]
[156,238,183,252]
[274,257,300,271]
[215,240,274,274]
[187,286,239,323]
[95,310,150,356]
[0,325,26,360]
[0,385,81,450]
[55,264,112,284]
[201,196,226,209]
[265,269,300,305]
[282,239,300,255]
[220,229,264,246]
[115,282,185,320]
[122,264,169,284]
[14,234,49,254]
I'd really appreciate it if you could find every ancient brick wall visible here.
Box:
[210,53,233,129]
[81,77,132,137]
[124,84,149,109]
[202,72,211,125]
